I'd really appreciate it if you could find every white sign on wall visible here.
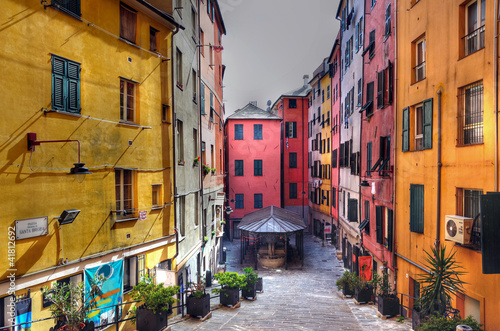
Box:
[15,216,48,240]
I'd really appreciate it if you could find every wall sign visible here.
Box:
[15,217,48,240]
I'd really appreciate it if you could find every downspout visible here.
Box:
[494,0,499,192]
[302,99,305,220]
[436,87,443,248]
[392,0,398,286]
[171,24,181,261]
[198,0,205,249]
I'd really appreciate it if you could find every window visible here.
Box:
[254,160,262,176]
[120,3,137,43]
[200,82,205,114]
[464,0,485,56]
[289,183,298,199]
[285,122,297,138]
[192,70,197,102]
[414,37,426,82]
[327,85,331,99]
[176,48,183,88]
[289,153,297,168]
[200,29,205,56]
[366,142,372,176]
[377,71,385,108]
[176,120,183,162]
[289,99,297,108]
[371,0,376,8]
[201,141,206,162]
[191,7,197,39]
[358,17,364,51]
[178,195,185,235]
[371,136,390,175]
[124,255,145,292]
[348,198,358,222]
[235,194,244,209]
[357,79,362,106]
[376,206,384,244]
[209,92,214,121]
[456,188,482,248]
[385,4,391,36]
[410,184,424,233]
[210,144,214,170]
[53,0,81,17]
[51,55,81,114]
[458,81,483,145]
[364,200,370,235]
[332,187,336,208]
[363,30,375,59]
[152,184,161,208]
[115,169,135,218]
[322,89,325,103]
[402,99,433,152]
[150,27,158,52]
[254,124,263,140]
[415,104,424,150]
[235,160,243,176]
[254,194,263,209]
[363,82,374,116]
[332,149,337,168]
[234,124,243,140]
[120,79,136,123]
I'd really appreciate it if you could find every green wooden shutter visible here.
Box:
[423,98,433,149]
[367,142,372,176]
[285,122,290,138]
[376,206,383,244]
[480,192,500,274]
[67,61,80,113]
[410,184,424,233]
[387,209,394,251]
[402,107,410,152]
[292,122,297,138]
[200,83,205,114]
[348,199,358,222]
[52,56,66,110]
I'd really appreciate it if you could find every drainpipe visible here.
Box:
[436,87,443,248]
[392,0,398,288]
[197,0,205,255]
[171,24,181,262]
[494,0,499,192]
[302,98,305,221]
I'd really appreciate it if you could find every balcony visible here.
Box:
[463,25,485,57]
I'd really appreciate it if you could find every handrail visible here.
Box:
[461,25,486,40]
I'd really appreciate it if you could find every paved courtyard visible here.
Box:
[169,233,412,330]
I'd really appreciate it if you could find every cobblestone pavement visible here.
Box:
[169,233,412,331]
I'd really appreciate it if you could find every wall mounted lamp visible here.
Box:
[27,132,92,175]
[56,209,81,225]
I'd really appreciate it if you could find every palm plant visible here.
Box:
[416,245,466,316]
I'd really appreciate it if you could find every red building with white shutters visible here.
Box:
[273,78,311,223]
[225,103,282,240]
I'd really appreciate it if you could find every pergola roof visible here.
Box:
[238,205,306,233]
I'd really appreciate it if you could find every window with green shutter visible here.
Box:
[200,82,205,114]
[348,198,358,223]
[402,107,409,152]
[410,184,424,233]
[423,98,433,149]
[376,206,383,244]
[52,55,81,114]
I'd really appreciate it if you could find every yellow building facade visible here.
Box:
[396,0,500,328]
[320,73,332,220]
[0,0,180,329]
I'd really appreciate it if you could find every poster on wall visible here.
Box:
[15,298,31,331]
[84,260,123,327]
[358,256,373,281]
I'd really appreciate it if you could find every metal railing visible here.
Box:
[413,61,426,82]
[463,25,485,56]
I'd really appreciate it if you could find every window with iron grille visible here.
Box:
[456,188,482,249]
[458,81,483,145]
[463,0,485,56]
[235,194,244,209]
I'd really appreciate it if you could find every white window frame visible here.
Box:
[415,38,426,82]
[120,79,136,123]
[115,169,135,218]
[415,103,424,151]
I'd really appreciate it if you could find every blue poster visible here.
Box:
[15,298,31,331]
[84,260,123,327]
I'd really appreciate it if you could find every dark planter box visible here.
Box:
[377,295,400,317]
[136,307,168,331]
[242,283,257,300]
[220,287,240,307]
[342,284,354,297]
[256,277,263,292]
[354,286,373,304]
[81,321,95,331]
[187,293,211,318]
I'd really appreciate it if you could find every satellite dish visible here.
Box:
[267,100,272,106]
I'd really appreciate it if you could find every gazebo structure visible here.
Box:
[237,205,306,270]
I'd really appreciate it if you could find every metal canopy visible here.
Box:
[238,205,306,234]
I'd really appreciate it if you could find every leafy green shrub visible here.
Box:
[418,315,482,331]
[243,267,259,290]
[335,270,357,292]
[188,278,206,299]
[130,276,180,315]
[212,272,246,294]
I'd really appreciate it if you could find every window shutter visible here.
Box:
[410,184,424,233]
[292,122,297,138]
[376,206,383,244]
[200,83,205,114]
[377,71,384,108]
[52,57,66,110]
[67,62,80,113]
[387,209,393,251]
[388,61,393,105]
[367,142,372,176]
[339,144,344,167]
[348,199,358,222]
[423,98,433,149]
[402,107,410,152]
[355,22,359,50]
[285,122,290,138]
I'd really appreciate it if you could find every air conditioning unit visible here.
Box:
[444,215,473,245]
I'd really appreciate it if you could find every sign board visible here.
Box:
[15,217,48,240]
[324,224,331,234]
[139,211,147,221]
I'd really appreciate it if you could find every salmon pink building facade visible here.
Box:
[225,103,282,240]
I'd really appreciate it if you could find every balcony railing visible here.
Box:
[413,61,426,82]
[463,25,485,56]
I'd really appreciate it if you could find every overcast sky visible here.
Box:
[220,0,340,116]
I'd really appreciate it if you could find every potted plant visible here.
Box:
[43,276,104,331]
[193,156,200,166]
[129,276,180,331]
[186,278,211,318]
[241,267,259,300]
[353,274,373,304]
[212,272,246,307]
[374,264,400,317]
[412,245,466,329]
[211,167,217,174]
[335,270,356,297]
[202,163,211,175]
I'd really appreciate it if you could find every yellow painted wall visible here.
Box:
[320,73,332,216]
[396,0,500,329]
[0,0,177,328]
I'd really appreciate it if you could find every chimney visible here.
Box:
[250,101,257,107]
[303,75,310,87]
